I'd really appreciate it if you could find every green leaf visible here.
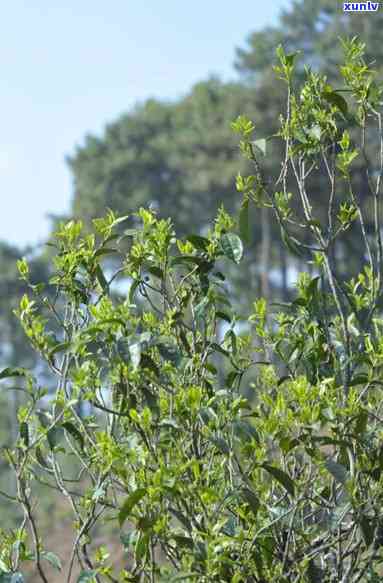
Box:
[204,362,217,375]
[194,540,207,563]
[172,535,194,549]
[20,422,29,447]
[170,508,192,531]
[159,418,180,430]
[221,233,243,264]
[239,198,250,243]
[222,516,237,536]
[195,297,210,318]
[0,368,27,380]
[186,235,210,251]
[307,276,320,297]
[241,488,260,516]
[355,409,368,434]
[359,515,374,547]
[129,279,140,303]
[41,551,62,571]
[94,247,118,258]
[262,464,295,497]
[95,264,109,294]
[135,532,149,561]
[62,421,85,450]
[210,436,231,455]
[323,90,348,117]
[292,297,307,307]
[232,420,259,443]
[47,426,64,450]
[349,373,368,387]
[226,329,237,355]
[119,488,146,527]
[49,341,71,359]
[171,255,212,271]
[199,407,218,426]
[112,215,130,227]
[226,370,239,388]
[325,459,349,484]
[137,513,158,530]
[216,311,232,324]
[279,437,299,454]
[210,343,230,358]
[281,229,304,257]
[285,51,298,66]
[145,265,163,279]
[37,410,51,428]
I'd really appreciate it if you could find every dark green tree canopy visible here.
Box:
[235,0,383,80]
[68,0,383,313]
[68,79,256,235]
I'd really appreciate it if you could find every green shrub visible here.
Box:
[2,37,383,582]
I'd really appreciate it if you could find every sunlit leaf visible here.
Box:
[221,233,243,264]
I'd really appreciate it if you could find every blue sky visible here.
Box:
[0,0,290,248]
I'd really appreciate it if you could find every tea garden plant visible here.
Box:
[1,38,383,582]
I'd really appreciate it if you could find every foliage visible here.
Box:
[235,0,383,81]
[68,80,256,237]
[68,0,383,313]
[2,38,383,583]
[0,243,49,370]
[0,244,51,528]
[234,0,383,283]
[67,79,272,315]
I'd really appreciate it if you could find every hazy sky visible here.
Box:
[0,0,290,248]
